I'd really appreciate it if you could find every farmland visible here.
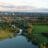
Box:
[32,24,48,42]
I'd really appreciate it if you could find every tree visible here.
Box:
[38,16,45,24]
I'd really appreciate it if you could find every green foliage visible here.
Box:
[32,24,48,43]
[0,22,19,39]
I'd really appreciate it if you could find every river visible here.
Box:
[0,35,39,48]
[0,29,39,48]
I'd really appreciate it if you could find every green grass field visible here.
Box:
[32,25,48,32]
[32,25,48,43]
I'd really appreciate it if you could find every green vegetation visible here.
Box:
[24,24,48,48]
[0,16,48,48]
[32,25,48,32]
[32,24,48,44]
[0,22,19,39]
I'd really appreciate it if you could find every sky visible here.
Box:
[0,0,48,11]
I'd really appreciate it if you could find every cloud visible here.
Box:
[0,0,48,8]
[0,2,34,11]
[0,5,16,8]
[0,3,33,11]
[0,2,16,8]
[0,1,48,12]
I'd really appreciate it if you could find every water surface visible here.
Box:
[0,35,38,48]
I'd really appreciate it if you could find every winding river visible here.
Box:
[0,29,39,48]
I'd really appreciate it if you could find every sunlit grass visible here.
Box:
[0,29,13,39]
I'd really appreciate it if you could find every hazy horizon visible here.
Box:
[0,0,48,12]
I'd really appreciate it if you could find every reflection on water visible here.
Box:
[0,35,38,48]
[0,28,38,48]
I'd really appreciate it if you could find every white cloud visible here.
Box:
[0,0,48,11]
[0,0,48,8]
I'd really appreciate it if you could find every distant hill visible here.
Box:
[0,12,48,17]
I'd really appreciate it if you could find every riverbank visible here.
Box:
[0,29,14,39]
[0,24,19,39]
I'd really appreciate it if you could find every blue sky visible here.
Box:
[0,0,48,11]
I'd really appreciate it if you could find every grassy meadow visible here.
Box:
[32,24,48,43]
[32,24,48,32]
